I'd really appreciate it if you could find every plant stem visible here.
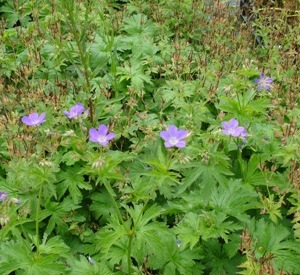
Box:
[35,180,44,254]
[127,232,133,274]
[103,181,124,225]
[236,142,244,180]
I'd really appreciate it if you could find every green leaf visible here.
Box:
[68,255,106,275]
[39,235,70,256]
[126,204,163,228]
[209,179,258,222]
[89,190,116,220]
[57,165,92,204]
[240,154,266,185]
[122,14,157,37]
[61,150,82,166]
[0,239,67,274]
[174,210,242,249]
[133,221,170,265]
[178,165,204,194]
[245,218,300,273]
[94,215,130,254]
[43,197,81,235]
[148,235,204,274]
[204,239,242,275]
[173,213,202,249]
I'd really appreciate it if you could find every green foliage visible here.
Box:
[240,219,300,274]
[0,0,299,274]
[0,236,69,274]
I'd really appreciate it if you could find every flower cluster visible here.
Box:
[22,103,89,127]
[254,73,273,92]
[21,105,250,149]
[22,103,117,147]
[221,118,247,142]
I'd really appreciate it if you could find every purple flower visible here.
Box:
[222,119,248,140]
[0,191,8,202]
[160,125,188,148]
[64,103,85,119]
[22,112,46,126]
[89,125,115,146]
[254,73,273,92]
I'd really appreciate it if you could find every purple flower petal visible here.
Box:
[89,128,99,142]
[167,125,178,136]
[228,118,239,128]
[98,125,108,135]
[106,132,116,141]
[38,113,46,123]
[22,116,32,125]
[176,141,186,148]
[164,141,174,148]
[177,129,188,140]
[160,131,171,141]
[221,121,230,129]
[231,127,245,137]
[98,139,109,146]
[265,78,273,83]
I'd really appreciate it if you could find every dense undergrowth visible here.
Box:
[0,0,300,274]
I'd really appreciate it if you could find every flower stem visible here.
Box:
[236,142,244,179]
